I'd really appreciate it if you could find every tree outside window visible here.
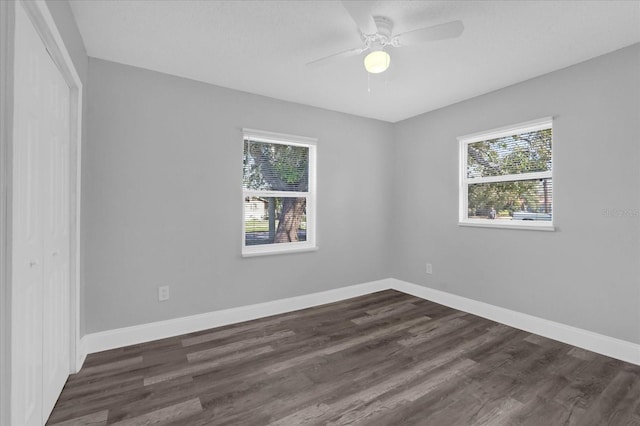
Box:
[242,130,317,255]
[459,118,553,229]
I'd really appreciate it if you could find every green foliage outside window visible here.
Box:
[467,129,552,218]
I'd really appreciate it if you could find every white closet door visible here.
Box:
[12,2,71,425]
[40,24,71,420]
[12,3,45,424]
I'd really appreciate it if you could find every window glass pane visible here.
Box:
[244,196,307,246]
[468,178,552,221]
[467,128,552,178]
[243,140,309,191]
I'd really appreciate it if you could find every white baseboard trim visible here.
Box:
[82,278,392,358]
[74,337,88,373]
[389,279,640,366]
[79,277,639,370]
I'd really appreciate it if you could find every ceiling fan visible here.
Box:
[308,1,464,74]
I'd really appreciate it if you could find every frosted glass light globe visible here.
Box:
[364,50,390,74]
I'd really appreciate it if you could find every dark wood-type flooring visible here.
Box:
[48,290,640,425]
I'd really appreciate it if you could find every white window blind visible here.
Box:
[242,129,317,256]
[458,118,553,230]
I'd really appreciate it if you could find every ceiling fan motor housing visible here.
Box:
[373,16,393,38]
[362,16,395,48]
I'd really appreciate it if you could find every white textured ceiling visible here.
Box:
[68,0,640,123]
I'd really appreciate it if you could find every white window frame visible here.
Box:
[458,117,555,231]
[242,128,317,257]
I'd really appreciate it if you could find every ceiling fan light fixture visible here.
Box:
[364,49,390,74]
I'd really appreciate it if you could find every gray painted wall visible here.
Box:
[84,39,639,344]
[85,58,394,333]
[391,44,640,343]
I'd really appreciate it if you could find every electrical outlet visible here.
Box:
[158,286,170,301]
[426,263,433,274]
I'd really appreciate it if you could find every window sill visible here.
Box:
[458,220,555,231]
[242,244,319,258]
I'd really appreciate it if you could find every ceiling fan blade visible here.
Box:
[306,47,366,67]
[395,20,464,46]
[341,1,377,34]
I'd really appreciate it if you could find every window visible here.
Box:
[242,129,317,256]
[458,117,553,230]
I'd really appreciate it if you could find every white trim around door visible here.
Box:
[0,3,15,425]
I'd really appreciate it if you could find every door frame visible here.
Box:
[0,1,15,424]
[1,0,83,422]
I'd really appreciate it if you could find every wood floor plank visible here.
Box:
[179,291,410,349]
[181,316,300,348]
[55,373,145,403]
[47,377,145,424]
[49,409,109,426]
[398,316,469,347]
[48,290,640,426]
[144,345,275,386]
[110,398,202,426]
[195,339,416,425]
[323,359,478,426]
[269,351,479,425]
[577,369,640,426]
[568,346,598,361]
[553,356,627,425]
[105,380,201,424]
[364,298,416,315]
[80,356,144,376]
[186,329,295,362]
[350,302,417,325]
[461,396,525,426]
[262,315,431,375]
